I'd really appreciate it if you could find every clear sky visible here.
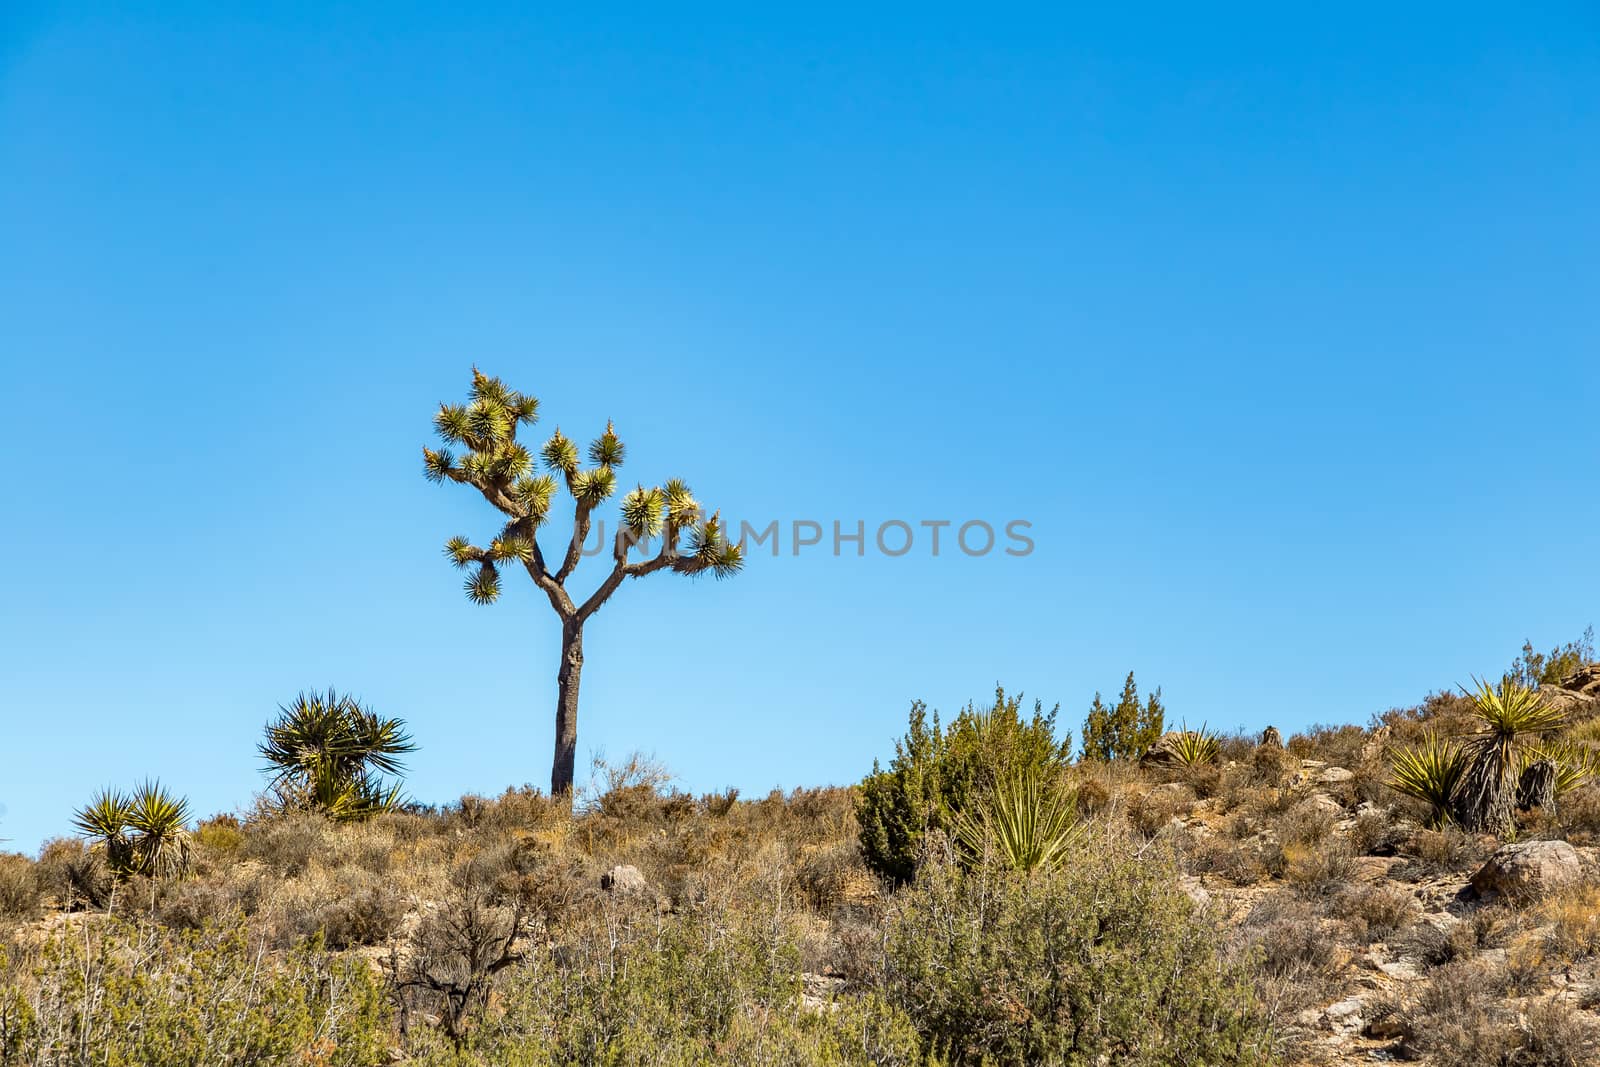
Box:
[2,2,1597,853]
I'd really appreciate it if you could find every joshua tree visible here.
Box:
[422,370,743,795]
[260,690,415,820]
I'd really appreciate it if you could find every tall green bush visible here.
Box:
[1081,671,1165,761]
[857,686,1070,883]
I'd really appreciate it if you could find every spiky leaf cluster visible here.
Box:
[620,486,666,537]
[1161,723,1222,768]
[72,781,193,879]
[679,511,744,578]
[954,772,1082,873]
[260,690,415,822]
[571,466,617,505]
[588,421,625,468]
[1388,734,1466,828]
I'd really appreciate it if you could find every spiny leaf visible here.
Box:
[664,478,699,526]
[621,485,665,537]
[73,788,132,840]
[444,536,477,568]
[588,421,625,468]
[466,562,501,604]
[514,474,558,520]
[433,404,473,444]
[490,536,534,563]
[1389,734,1466,828]
[470,367,511,406]
[510,392,540,425]
[422,447,456,483]
[1465,677,1565,737]
[571,467,617,505]
[489,442,533,480]
[467,398,512,444]
[542,429,579,474]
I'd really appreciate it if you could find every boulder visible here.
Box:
[1470,840,1583,902]
[1315,766,1355,787]
[599,864,648,895]
[1535,663,1600,716]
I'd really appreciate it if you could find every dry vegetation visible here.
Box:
[4,652,1600,1065]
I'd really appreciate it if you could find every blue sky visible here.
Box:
[2,3,1596,853]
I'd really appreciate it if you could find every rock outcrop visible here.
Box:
[1470,840,1583,902]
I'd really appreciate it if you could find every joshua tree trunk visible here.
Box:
[553,621,583,795]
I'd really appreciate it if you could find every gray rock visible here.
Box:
[1470,840,1583,903]
[600,864,649,895]
[1323,997,1365,1036]
[1316,766,1355,786]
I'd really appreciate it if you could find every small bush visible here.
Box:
[1327,883,1417,944]
[0,856,40,922]
[1405,958,1517,1066]
[878,839,1276,1065]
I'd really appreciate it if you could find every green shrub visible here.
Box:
[876,839,1277,1065]
[857,686,1070,882]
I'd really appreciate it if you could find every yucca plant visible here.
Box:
[1164,723,1222,768]
[1516,741,1599,811]
[955,772,1082,873]
[260,690,415,821]
[72,788,135,877]
[1450,678,1566,837]
[424,369,743,794]
[72,782,192,879]
[1388,734,1466,828]
[126,781,192,878]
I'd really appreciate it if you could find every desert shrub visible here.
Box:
[1517,998,1600,1066]
[795,840,875,912]
[1404,958,1517,1065]
[0,857,40,923]
[1327,883,1417,944]
[1279,839,1353,898]
[1348,807,1406,855]
[1249,743,1297,786]
[1543,884,1600,962]
[1393,826,1491,881]
[857,687,1070,882]
[286,867,405,949]
[1273,798,1335,847]
[158,874,264,932]
[191,814,246,865]
[1127,783,1195,837]
[877,839,1276,1065]
[0,915,390,1064]
[1286,724,1366,767]
[242,812,331,876]
[1183,835,1268,887]
[1235,894,1342,1015]
[404,887,924,1066]
[33,837,108,910]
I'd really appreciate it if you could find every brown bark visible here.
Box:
[552,619,583,795]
